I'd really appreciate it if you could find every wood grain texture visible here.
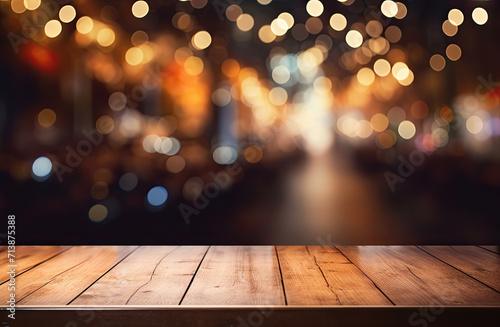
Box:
[181,246,285,305]
[479,246,500,255]
[419,246,500,292]
[0,246,136,305]
[0,246,70,284]
[337,246,500,305]
[1,246,498,307]
[72,246,208,305]
[278,246,391,305]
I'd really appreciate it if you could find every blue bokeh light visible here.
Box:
[32,156,52,178]
[147,186,168,206]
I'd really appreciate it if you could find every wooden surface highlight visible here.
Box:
[181,246,285,305]
[336,246,500,305]
[0,245,499,307]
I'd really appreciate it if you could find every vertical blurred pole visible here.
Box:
[144,85,161,116]
[216,83,238,151]
[73,60,92,136]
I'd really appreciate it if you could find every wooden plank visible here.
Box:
[479,246,500,255]
[0,246,71,284]
[181,246,285,305]
[277,246,391,305]
[419,246,500,292]
[72,246,208,305]
[0,246,136,305]
[337,246,500,305]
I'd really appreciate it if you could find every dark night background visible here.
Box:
[0,0,499,245]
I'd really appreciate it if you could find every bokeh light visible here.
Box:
[96,115,114,134]
[278,12,294,29]
[45,20,62,38]
[244,146,264,163]
[125,47,144,66]
[213,146,238,165]
[132,1,149,18]
[166,156,187,173]
[192,31,212,50]
[119,173,138,192]
[429,54,446,72]
[221,59,240,78]
[411,101,429,119]
[371,113,389,132]
[305,17,323,34]
[259,25,276,43]
[394,2,407,19]
[191,0,208,9]
[366,20,383,38]
[236,14,254,32]
[11,0,26,14]
[212,88,232,107]
[330,13,347,31]
[381,1,398,18]
[448,9,464,26]
[306,1,324,17]
[24,0,40,11]
[272,65,291,84]
[269,87,288,106]
[377,130,397,148]
[131,30,149,46]
[472,7,488,25]
[392,62,409,80]
[446,44,462,61]
[346,30,363,48]
[109,92,127,111]
[76,16,93,34]
[89,204,108,222]
[59,5,76,23]
[38,109,56,127]
[357,67,375,86]
[184,56,204,75]
[466,116,483,134]
[398,120,416,139]
[225,5,242,22]
[91,182,109,200]
[442,20,458,37]
[97,28,116,47]
[373,59,391,77]
[32,156,52,179]
[147,186,168,206]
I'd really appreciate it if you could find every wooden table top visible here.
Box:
[1,245,499,307]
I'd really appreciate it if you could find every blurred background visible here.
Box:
[0,0,499,245]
